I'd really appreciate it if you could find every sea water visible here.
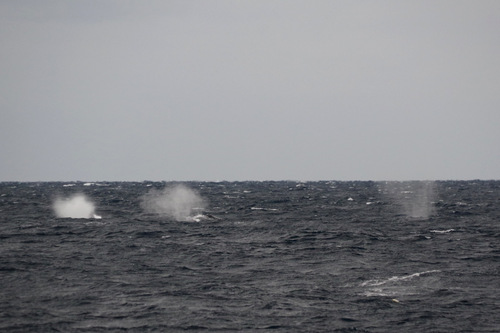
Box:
[0,180,499,332]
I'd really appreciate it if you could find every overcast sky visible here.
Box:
[1,1,499,181]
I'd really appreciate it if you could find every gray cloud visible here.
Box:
[1,1,499,181]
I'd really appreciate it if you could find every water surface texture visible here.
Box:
[1,181,499,332]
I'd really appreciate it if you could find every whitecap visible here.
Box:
[361,270,441,297]
[430,229,455,234]
[361,270,440,287]
[251,207,278,211]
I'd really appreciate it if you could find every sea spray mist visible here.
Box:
[140,184,207,221]
[53,193,99,219]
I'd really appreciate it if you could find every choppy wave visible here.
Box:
[0,180,499,332]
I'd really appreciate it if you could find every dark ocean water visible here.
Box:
[1,181,499,332]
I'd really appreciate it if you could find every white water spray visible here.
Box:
[383,181,436,219]
[53,194,101,219]
[141,184,207,221]
[405,181,436,219]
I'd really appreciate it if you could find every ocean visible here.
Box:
[0,180,499,332]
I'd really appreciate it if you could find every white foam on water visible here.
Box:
[361,270,441,287]
[361,270,441,297]
[430,229,455,234]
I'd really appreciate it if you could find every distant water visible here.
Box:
[1,181,499,332]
